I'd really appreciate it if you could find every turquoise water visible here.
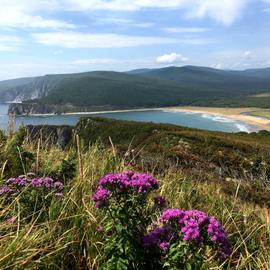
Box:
[0,104,254,133]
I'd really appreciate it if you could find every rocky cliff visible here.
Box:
[8,103,61,115]
[8,102,129,115]
[26,125,73,149]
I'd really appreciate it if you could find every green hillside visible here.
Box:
[130,66,270,93]
[32,68,270,109]
[40,72,196,107]
[3,66,270,114]
[0,77,35,93]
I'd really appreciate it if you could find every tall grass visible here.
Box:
[0,135,269,269]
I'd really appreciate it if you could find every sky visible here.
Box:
[0,0,270,80]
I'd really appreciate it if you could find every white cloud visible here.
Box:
[0,0,248,29]
[163,27,209,33]
[95,17,154,28]
[0,1,76,29]
[73,58,121,65]
[211,63,225,69]
[184,0,249,26]
[244,50,251,57]
[156,52,188,64]
[32,31,211,48]
[62,0,248,25]
[0,35,21,51]
[208,49,270,70]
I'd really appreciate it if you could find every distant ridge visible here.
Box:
[2,65,270,114]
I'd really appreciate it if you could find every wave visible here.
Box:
[235,123,251,133]
[163,109,200,115]
[201,113,235,123]
[200,113,251,132]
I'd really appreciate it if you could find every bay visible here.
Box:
[0,104,254,133]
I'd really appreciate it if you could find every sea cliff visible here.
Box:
[8,102,125,115]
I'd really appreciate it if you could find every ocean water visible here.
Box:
[0,104,255,133]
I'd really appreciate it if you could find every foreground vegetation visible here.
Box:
[0,119,270,269]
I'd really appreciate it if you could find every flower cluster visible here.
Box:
[92,188,111,208]
[0,185,12,195]
[6,175,27,186]
[143,208,231,259]
[0,176,64,197]
[142,225,173,249]
[92,171,159,208]
[31,177,64,191]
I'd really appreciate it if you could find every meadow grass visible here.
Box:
[0,133,269,269]
[249,110,270,119]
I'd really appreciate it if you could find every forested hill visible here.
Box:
[2,66,270,114]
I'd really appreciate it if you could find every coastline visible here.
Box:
[12,106,270,132]
[165,106,270,131]
[14,107,161,117]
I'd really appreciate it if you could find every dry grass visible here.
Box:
[0,137,269,269]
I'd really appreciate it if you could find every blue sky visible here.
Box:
[0,0,270,80]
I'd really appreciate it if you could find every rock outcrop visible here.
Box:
[26,125,73,149]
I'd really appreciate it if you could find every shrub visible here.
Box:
[92,171,231,270]
[0,127,34,177]
[92,171,161,270]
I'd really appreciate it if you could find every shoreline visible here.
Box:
[14,107,161,117]
[11,106,270,132]
[165,107,270,131]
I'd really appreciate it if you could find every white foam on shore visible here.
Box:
[235,123,251,132]
[201,113,234,123]
[162,109,252,132]
[200,113,251,132]
[163,109,197,115]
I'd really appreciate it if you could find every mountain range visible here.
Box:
[1,66,270,114]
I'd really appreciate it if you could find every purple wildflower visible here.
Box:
[142,226,173,248]
[154,196,166,208]
[31,178,44,187]
[143,208,231,260]
[30,177,63,189]
[55,192,64,198]
[159,242,170,251]
[207,217,231,258]
[160,208,184,223]
[43,177,54,188]
[6,176,27,186]
[0,185,12,195]
[54,181,64,190]
[98,171,159,194]
[92,188,111,208]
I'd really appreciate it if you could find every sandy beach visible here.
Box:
[166,107,270,131]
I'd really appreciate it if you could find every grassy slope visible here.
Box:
[249,110,270,119]
[28,117,270,206]
[0,121,270,269]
